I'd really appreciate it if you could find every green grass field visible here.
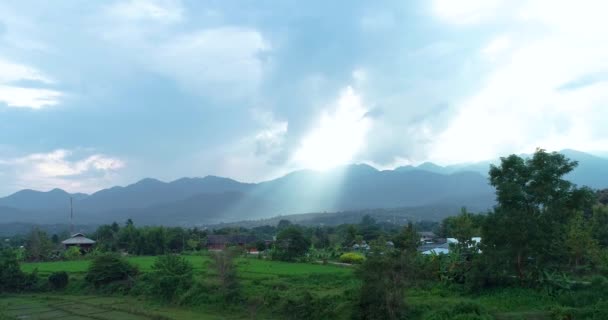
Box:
[11,255,562,320]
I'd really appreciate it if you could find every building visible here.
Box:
[206,235,257,251]
[419,232,437,244]
[61,233,96,251]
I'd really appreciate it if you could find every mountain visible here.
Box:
[78,176,254,212]
[0,189,88,211]
[0,150,605,226]
[397,149,608,189]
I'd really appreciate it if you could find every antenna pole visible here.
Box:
[70,197,74,235]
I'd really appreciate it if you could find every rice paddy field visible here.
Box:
[1,255,562,319]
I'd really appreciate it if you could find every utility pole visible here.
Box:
[70,197,74,235]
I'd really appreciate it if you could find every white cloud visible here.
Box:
[153,27,269,99]
[431,0,507,25]
[292,86,372,171]
[428,1,608,164]
[106,0,183,24]
[0,57,62,109]
[99,3,270,101]
[481,35,511,60]
[0,150,125,193]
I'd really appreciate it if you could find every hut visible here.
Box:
[61,233,96,251]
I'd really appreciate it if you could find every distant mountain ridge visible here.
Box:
[0,150,606,226]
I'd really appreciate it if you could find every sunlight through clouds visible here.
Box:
[292,86,372,171]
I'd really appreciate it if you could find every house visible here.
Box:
[206,235,257,251]
[419,232,437,244]
[61,233,96,251]
[420,237,482,255]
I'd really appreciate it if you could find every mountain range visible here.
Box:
[0,150,606,226]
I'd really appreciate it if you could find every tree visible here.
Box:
[149,255,193,301]
[0,248,27,292]
[483,149,595,282]
[592,205,608,247]
[354,246,410,320]
[273,226,310,261]
[277,219,292,230]
[393,223,419,252]
[211,249,240,303]
[85,253,138,288]
[25,227,53,261]
[565,212,598,269]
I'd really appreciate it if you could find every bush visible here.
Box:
[85,253,138,288]
[63,246,82,260]
[424,302,494,320]
[0,248,27,292]
[339,252,365,264]
[48,271,69,290]
[149,255,194,302]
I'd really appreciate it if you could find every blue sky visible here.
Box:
[0,0,607,195]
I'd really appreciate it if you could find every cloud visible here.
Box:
[428,0,608,164]
[106,0,183,24]
[291,86,372,170]
[99,2,270,102]
[431,0,508,25]
[0,150,125,193]
[152,27,269,99]
[0,57,62,109]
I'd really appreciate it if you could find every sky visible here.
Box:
[1,0,607,196]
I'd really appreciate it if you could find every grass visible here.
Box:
[17,254,569,320]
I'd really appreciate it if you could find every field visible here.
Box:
[4,255,562,320]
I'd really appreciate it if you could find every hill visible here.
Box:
[0,150,605,226]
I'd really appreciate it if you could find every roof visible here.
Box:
[419,232,436,237]
[61,233,96,245]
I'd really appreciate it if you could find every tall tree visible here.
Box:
[483,149,595,282]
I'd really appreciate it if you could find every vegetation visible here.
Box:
[47,271,69,290]
[84,253,138,288]
[4,149,608,319]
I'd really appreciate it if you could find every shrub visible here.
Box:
[0,248,27,292]
[48,271,69,290]
[149,255,194,302]
[85,253,138,288]
[424,302,494,320]
[339,252,365,264]
[63,246,82,260]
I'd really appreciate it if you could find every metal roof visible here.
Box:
[61,234,96,245]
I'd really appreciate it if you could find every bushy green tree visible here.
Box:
[211,250,240,303]
[354,245,410,320]
[85,253,138,288]
[273,226,310,261]
[25,227,53,261]
[393,222,419,252]
[0,248,27,292]
[483,149,595,283]
[149,255,193,301]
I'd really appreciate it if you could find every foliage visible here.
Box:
[0,248,27,292]
[48,271,69,290]
[339,252,365,264]
[211,250,240,303]
[393,222,419,252]
[273,226,311,261]
[148,254,194,302]
[63,246,82,260]
[25,227,54,261]
[85,253,138,288]
[354,247,411,320]
[483,149,595,283]
[423,302,493,320]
